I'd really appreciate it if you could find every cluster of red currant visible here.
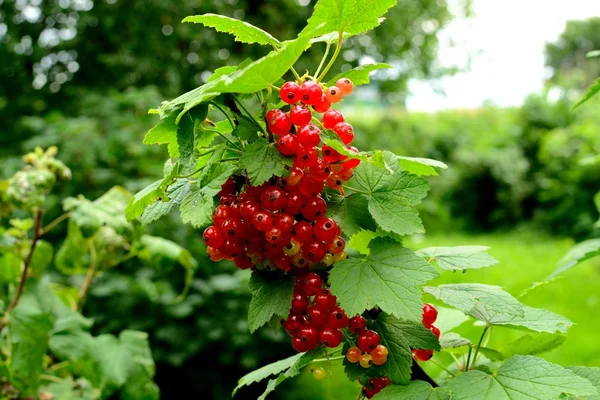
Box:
[360,376,391,399]
[344,316,388,368]
[412,303,440,361]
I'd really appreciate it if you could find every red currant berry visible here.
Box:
[260,186,287,211]
[327,236,346,254]
[291,293,309,313]
[422,303,438,328]
[222,239,243,258]
[336,78,354,95]
[291,252,309,268]
[203,226,224,248]
[282,314,304,335]
[326,173,343,191]
[429,325,441,339]
[339,167,354,181]
[292,221,313,243]
[302,196,326,221]
[218,177,236,196]
[346,347,361,363]
[296,326,319,351]
[371,376,390,390]
[219,194,237,207]
[265,227,284,244]
[303,240,327,262]
[283,167,304,190]
[266,109,292,135]
[371,345,389,366]
[414,349,433,361]
[299,81,323,105]
[245,184,263,201]
[322,109,344,129]
[290,104,312,126]
[310,159,331,181]
[325,86,343,103]
[296,272,322,296]
[252,211,274,232]
[333,122,355,144]
[357,330,380,353]
[277,133,299,156]
[328,306,349,329]
[314,288,337,311]
[342,145,361,169]
[321,144,345,163]
[280,81,301,104]
[274,213,294,232]
[273,254,292,271]
[292,336,308,352]
[234,253,254,270]
[319,327,342,348]
[206,246,225,262]
[306,306,328,328]
[297,124,321,147]
[314,217,338,242]
[240,201,261,223]
[348,315,367,334]
[212,205,232,226]
[299,177,326,197]
[296,146,319,167]
[312,93,331,113]
[283,193,306,215]
[221,218,244,238]
[363,386,378,399]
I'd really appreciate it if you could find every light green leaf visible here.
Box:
[233,353,303,396]
[179,188,216,229]
[0,252,21,283]
[39,377,101,400]
[487,305,573,334]
[417,246,499,271]
[499,332,566,359]
[329,237,438,321]
[325,63,392,87]
[568,366,600,396]
[303,0,397,38]
[439,332,471,349]
[478,347,506,361]
[397,156,449,177]
[140,179,191,226]
[433,306,470,333]
[55,221,90,275]
[423,284,524,323]
[373,313,440,384]
[550,239,600,279]
[239,139,292,186]
[208,65,239,82]
[143,112,179,158]
[125,180,164,222]
[368,200,425,236]
[66,186,131,237]
[348,229,379,255]
[573,78,600,110]
[248,272,294,333]
[378,381,451,400]
[258,349,321,400]
[139,235,197,271]
[183,14,280,47]
[444,355,598,399]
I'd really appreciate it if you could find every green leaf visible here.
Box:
[39,377,101,400]
[325,192,376,237]
[368,200,425,236]
[125,180,164,222]
[143,112,179,158]
[66,186,131,237]
[550,239,600,279]
[248,272,294,333]
[325,63,392,87]
[378,381,451,400]
[486,305,573,334]
[233,353,303,396]
[239,139,292,186]
[183,14,280,47]
[397,156,449,177]
[177,113,196,171]
[232,115,260,142]
[434,306,470,333]
[55,221,90,275]
[30,239,54,278]
[258,349,321,400]
[0,252,21,283]
[499,332,566,359]
[439,332,471,349]
[303,0,397,38]
[372,313,440,384]
[140,179,191,225]
[208,65,239,83]
[329,237,438,321]
[139,235,197,271]
[444,355,598,399]
[573,78,600,110]
[423,284,524,323]
[478,347,506,361]
[416,246,499,271]
[568,366,600,396]
[348,229,379,255]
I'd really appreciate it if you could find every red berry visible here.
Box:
[371,376,390,390]
[222,239,243,258]
[273,254,292,271]
[221,218,244,238]
[413,349,433,361]
[282,314,304,335]
[292,336,308,352]
[309,159,331,181]
[203,225,224,248]
[266,109,292,135]
[299,177,326,197]
[277,133,299,156]
[292,221,313,243]
[212,205,232,226]
[240,201,261,223]
[206,246,225,262]
[265,227,284,244]
[429,325,441,339]
[291,293,309,313]
[252,211,274,231]
[357,330,380,353]
[319,328,342,348]
[299,81,323,105]
[280,81,301,104]
[363,386,378,399]
[284,193,306,215]
[422,304,438,328]
[297,124,321,147]
[336,78,354,95]
[348,315,367,334]
[326,86,343,103]
[327,236,346,254]
[321,144,345,163]
[283,167,304,190]
[302,196,326,220]
[274,213,295,232]
[296,146,319,167]
[295,326,319,351]
[333,122,355,144]
[322,109,344,129]
[234,253,254,270]
[312,93,331,113]
[290,104,312,126]
[342,146,361,169]
[328,306,349,329]
[314,217,338,242]
[306,306,327,328]
[219,194,237,207]
[314,289,337,311]
[303,240,327,262]
[296,272,322,296]
[260,186,287,211]
[218,177,236,196]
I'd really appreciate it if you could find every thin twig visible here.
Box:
[40,212,70,236]
[76,242,97,311]
[314,40,332,79]
[471,325,489,369]
[318,32,343,82]
[210,101,235,129]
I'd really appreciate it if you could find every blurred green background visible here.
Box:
[1,0,599,399]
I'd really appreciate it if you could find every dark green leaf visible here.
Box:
[233,353,303,396]
[232,115,260,142]
[30,240,54,278]
[378,381,451,400]
[179,188,216,229]
[183,14,280,47]
[239,139,292,186]
[325,191,377,237]
[140,179,191,225]
[248,272,294,333]
[499,333,566,359]
[258,349,321,400]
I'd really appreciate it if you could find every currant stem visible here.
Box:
[290,66,302,82]
[429,358,457,378]
[471,325,489,369]
[210,101,235,129]
[311,355,345,363]
[76,241,97,311]
[40,211,71,236]
[205,129,241,150]
[317,32,343,82]
[342,185,369,195]
[464,345,473,371]
[314,40,332,79]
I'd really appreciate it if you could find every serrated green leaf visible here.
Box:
[439,332,471,349]
[0,252,21,283]
[143,112,179,158]
[325,63,392,87]
[248,272,294,333]
[369,199,425,236]
[179,188,216,228]
[397,156,449,177]
[303,0,397,38]
[329,238,438,320]
[125,180,168,222]
[573,78,600,110]
[487,305,573,334]
[139,235,197,271]
[325,191,376,237]
[444,355,598,399]
[373,313,440,384]
[348,229,379,255]
[478,347,506,361]
[568,366,600,397]
[239,139,292,186]
[423,284,524,323]
[417,246,499,271]
[183,14,280,47]
[550,239,600,279]
[258,349,321,400]
[208,65,238,83]
[232,115,260,142]
[499,332,566,359]
[378,381,451,400]
[140,179,191,225]
[233,353,303,396]
[66,186,131,237]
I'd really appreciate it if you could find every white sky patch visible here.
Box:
[406,0,600,112]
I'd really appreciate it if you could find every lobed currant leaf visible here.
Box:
[140,179,191,226]
[497,332,566,360]
[567,366,600,396]
[397,156,449,177]
[486,305,573,334]
[248,272,294,333]
[439,332,471,349]
[231,114,261,143]
[143,112,179,158]
[329,237,438,320]
[238,139,292,186]
[325,63,392,87]
[378,381,451,400]
[325,191,377,237]
[233,353,303,396]
[257,349,322,400]
[183,14,281,47]
[416,246,499,272]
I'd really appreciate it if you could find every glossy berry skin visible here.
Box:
[371,345,389,365]
[218,177,236,196]
[413,349,433,361]
[284,167,304,189]
[297,124,321,147]
[348,315,367,334]
[222,239,243,258]
[322,109,345,129]
[280,81,301,104]
[252,211,274,232]
[322,144,345,163]
[266,109,292,135]
[302,196,327,221]
[290,104,312,126]
[296,272,322,296]
[314,289,337,311]
[212,205,232,226]
[328,306,349,329]
[422,303,438,328]
[357,330,380,353]
[234,254,254,270]
[346,346,362,363]
[299,81,323,105]
[291,252,309,268]
[333,122,355,144]
[306,306,327,328]
[260,186,287,211]
[221,218,244,238]
[273,254,292,271]
[284,193,305,215]
[296,146,319,168]
[282,314,304,335]
[303,240,327,262]
[342,146,361,169]
[321,253,334,267]
[292,336,308,352]
[314,217,338,242]
[312,94,331,113]
[206,246,225,262]
[265,227,284,244]
[429,325,441,339]
[292,221,313,242]
[203,226,224,248]
[359,353,373,369]
[240,201,260,222]
[291,293,309,313]
[300,177,326,197]
[326,86,343,103]
[296,326,319,350]
[336,78,354,95]
[275,213,295,231]
[327,236,346,254]
[319,328,342,348]
[310,159,331,181]
[283,239,301,257]
[312,367,327,381]
[371,377,390,390]
[277,134,299,156]
[333,251,347,262]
